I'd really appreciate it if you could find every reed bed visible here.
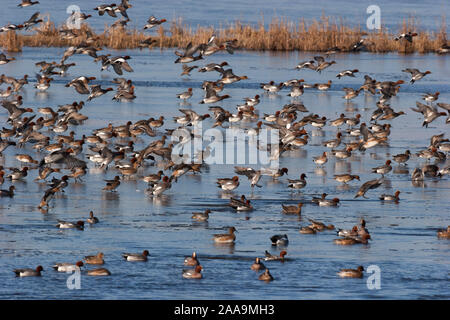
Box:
[0,16,447,53]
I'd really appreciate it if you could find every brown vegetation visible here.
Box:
[0,16,447,53]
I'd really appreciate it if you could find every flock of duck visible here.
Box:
[1,1,449,284]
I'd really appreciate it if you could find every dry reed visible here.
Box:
[0,16,447,54]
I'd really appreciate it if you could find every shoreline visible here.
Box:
[0,17,449,54]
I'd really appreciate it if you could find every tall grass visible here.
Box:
[0,16,447,53]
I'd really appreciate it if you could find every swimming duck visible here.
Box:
[338,266,364,278]
[14,266,43,277]
[308,218,335,231]
[270,234,289,246]
[184,252,199,266]
[299,226,317,234]
[87,211,99,224]
[336,226,359,237]
[379,190,400,201]
[281,202,303,215]
[264,250,287,261]
[191,209,211,221]
[150,176,172,196]
[251,258,265,271]
[7,167,28,180]
[287,173,307,190]
[261,81,283,93]
[84,252,104,265]
[217,176,239,191]
[56,220,84,230]
[86,268,111,276]
[0,186,15,197]
[333,234,370,245]
[213,227,237,244]
[122,250,150,262]
[182,265,202,279]
[437,226,450,239]
[52,261,83,272]
[258,269,274,281]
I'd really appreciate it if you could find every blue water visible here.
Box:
[0,1,449,300]
[1,0,449,33]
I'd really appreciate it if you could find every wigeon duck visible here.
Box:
[184,252,199,266]
[52,261,83,272]
[337,226,359,237]
[18,0,40,7]
[174,42,203,64]
[372,160,392,176]
[87,85,114,101]
[122,250,150,262]
[402,68,431,84]
[258,269,274,281]
[87,211,99,224]
[354,178,383,198]
[14,266,43,277]
[144,16,167,29]
[299,226,317,234]
[318,196,340,207]
[287,174,307,190]
[314,80,332,91]
[411,102,446,128]
[314,56,336,72]
[379,190,401,201]
[264,250,287,262]
[7,167,28,180]
[422,92,439,103]
[270,234,289,246]
[15,154,38,165]
[150,176,172,196]
[218,69,248,84]
[393,150,411,165]
[182,265,203,279]
[261,81,283,93]
[313,152,328,166]
[333,174,360,184]
[103,176,120,192]
[251,257,265,271]
[296,60,316,70]
[0,53,16,65]
[86,268,111,276]
[437,226,450,239]
[0,186,15,197]
[333,234,370,245]
[336,69,359,79]
[56,220,84,230]
[394,32,418,43]
[213,227,237,244]
[343,87,362,100]
[84,252,104,265]
[281,202,303,215]
[177,88,193,100]
[308,218,335,231]
[216,176,239,191]
[191,209,211,221]
[338,266,364,278]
